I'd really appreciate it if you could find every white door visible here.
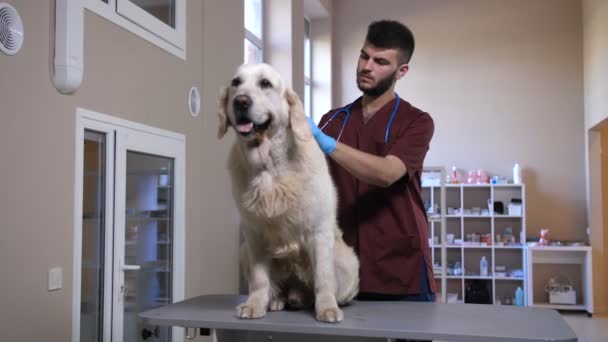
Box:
[75,109,185,342]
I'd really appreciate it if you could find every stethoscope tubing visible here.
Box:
[320,94,401,144]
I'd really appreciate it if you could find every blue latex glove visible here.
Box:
[306,116,336,155]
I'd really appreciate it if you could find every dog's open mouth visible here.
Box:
[235,116,272,136]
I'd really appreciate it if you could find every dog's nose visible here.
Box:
[233,95,252,112]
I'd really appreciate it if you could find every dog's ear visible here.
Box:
[217,87,230,139]
[285,88,312,141]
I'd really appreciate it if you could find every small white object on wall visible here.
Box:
[0,2,24,55]
[48,267,62,291]
[188,86,201,117]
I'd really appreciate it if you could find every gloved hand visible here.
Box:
[306,116,336,155]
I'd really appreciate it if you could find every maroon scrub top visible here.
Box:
[318,96,436,295]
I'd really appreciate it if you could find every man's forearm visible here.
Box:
[330,142,406,188]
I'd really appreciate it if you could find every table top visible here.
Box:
[527,245,591,252]
[139,294,577,342]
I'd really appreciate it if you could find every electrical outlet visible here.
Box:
[48,267,62,291]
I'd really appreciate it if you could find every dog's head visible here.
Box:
[217,63,309,144]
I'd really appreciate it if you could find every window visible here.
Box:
[304,18,312,118]
[85,0,186,59]
[244,0,263,64]
[116,0,185,49]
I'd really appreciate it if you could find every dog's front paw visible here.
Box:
[315,306,343,323]
[315,293,343,323]
[237,301,267,319]
[268,298,285,311]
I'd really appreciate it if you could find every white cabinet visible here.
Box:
[423,183,526,305]
[526,246,593,316]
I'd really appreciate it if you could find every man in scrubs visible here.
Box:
[308,20,436,312]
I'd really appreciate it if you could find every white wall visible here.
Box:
[333,0,587,241]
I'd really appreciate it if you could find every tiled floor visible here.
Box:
[561,312,608,342]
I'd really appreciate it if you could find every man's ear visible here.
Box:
[396,64,409,80]
[285,88,312,141]
[217,87,230,139]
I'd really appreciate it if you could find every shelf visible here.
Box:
[494,245,524,249]
[461,184,492,188]
[422,184,523,188]
[461,245,492,249]
[433,214,523,219]
[430,244,460,248]
[492,184,524,188]
[428,179,527,306]
[464,276,493,280]
[526,247,592,313]
[527,246,590,252]
[495,277,524,281]
[422,184,460,188]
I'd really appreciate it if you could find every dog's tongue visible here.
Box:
[236,122,254,133]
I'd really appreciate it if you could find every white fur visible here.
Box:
[218,63,359,323]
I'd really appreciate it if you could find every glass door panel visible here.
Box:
[123,152,174,342]
[81,130,107,342]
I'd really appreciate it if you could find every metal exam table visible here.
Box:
[139,294,577,342]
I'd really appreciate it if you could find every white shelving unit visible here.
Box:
[423,183,526,306]
[526,246,593,316]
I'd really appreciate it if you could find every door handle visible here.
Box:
[121,264,141,271]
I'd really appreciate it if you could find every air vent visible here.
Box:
[0,3,24,55]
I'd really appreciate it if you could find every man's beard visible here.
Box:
[357,70,397,97]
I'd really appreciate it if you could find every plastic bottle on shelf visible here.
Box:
[450,166,460,184]
[513,163,522,184]
[515,286,524,306]
[480,256,488,276]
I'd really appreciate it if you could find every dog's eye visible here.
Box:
[231,77,242,87]
[259,78,273,89]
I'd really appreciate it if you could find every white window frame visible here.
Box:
[84,0,186,59]
[304,17,312,118]
[73,108,186,342]
[244,0,263,63]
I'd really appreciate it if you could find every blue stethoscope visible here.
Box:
[320,93,401,143]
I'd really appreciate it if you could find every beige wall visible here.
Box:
[333,0,587,241]
[0,1,242,341]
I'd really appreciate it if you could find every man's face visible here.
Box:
[356,42,408,97]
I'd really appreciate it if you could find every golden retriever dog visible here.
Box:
[217,63,359,323]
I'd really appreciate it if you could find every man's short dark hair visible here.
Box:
[365,20,415,64]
